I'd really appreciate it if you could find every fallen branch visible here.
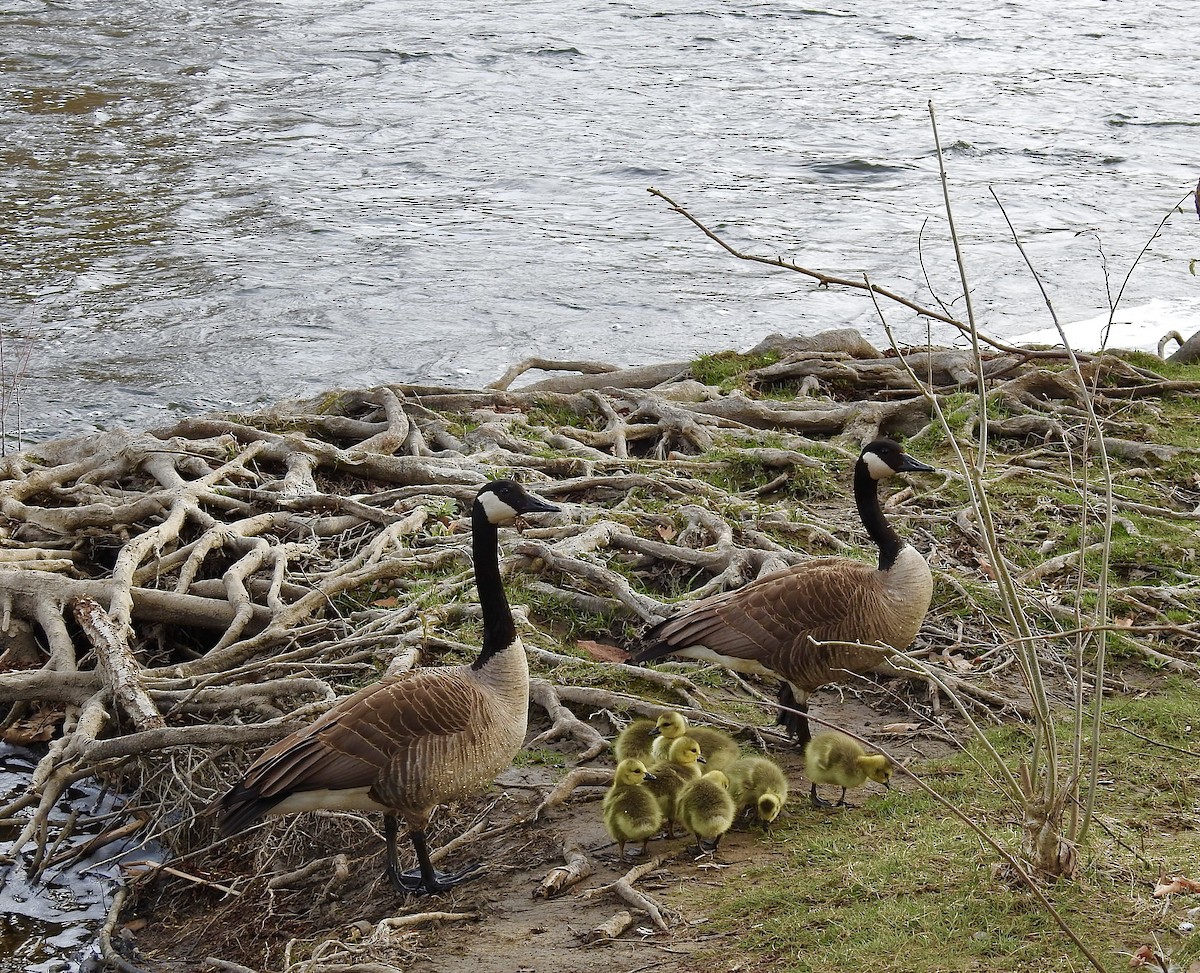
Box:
[533,840,595,899]
[581,857,677,931]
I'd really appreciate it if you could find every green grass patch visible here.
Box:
[1115,350,1200,383]
[525,395,606,432]
[691,350,780,390]
[684,684,1200,973]
[695,447,839,501]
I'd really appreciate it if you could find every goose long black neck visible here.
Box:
[854,460,905,571]
[471,502,516,669]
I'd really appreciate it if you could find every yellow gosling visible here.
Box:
[603,759,663,860]
[613,717,656,763]
[679,770,736,853]
[649,710,740,771]
[804,730,894,808]
[725,755,789,830]
[643,735,706,838]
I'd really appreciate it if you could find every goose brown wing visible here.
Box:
[217,666,475,830]
[636,560,875,667]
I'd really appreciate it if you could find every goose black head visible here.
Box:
[475,479,561,526]
[859,439,935,481]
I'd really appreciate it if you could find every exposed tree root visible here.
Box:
[534,840,595,899]
[580,857,679,932]
[1,335,1196,970]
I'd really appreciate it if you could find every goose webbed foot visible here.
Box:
[834,786,858,809]
[387,860,485,896]
[385,815,484,897]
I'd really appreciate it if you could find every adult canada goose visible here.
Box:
[725,755,789,830]
[644,735,706,837]
[649,711,740,771]
[613,717,656,764]
[212,479,560,896]
[678,770,736,852]
[603,759,664,859]
[634,439,934,750]
[804,730,894,808]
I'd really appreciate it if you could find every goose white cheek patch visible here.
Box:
[478,491,518,524]
[862,451,894,480]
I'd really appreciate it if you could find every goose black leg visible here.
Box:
[809,783,858,810]
[776,683,812,753]
[384,814,484,896]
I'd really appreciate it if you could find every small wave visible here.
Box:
[807,159,914,180]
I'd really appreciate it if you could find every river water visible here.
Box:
[3,0,1199,446]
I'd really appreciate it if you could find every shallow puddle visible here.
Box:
[1,745,159,972]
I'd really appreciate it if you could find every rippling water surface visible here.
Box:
[1,0,1197,442]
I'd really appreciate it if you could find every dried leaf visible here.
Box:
[1130,944,1158,968]
[576,639,628,664]
[655,524,677,542]
[880,722,922,735]
[935,651,973,673]
[372,596,400,608]
[1,704,63,744]
[1153,875,1200,897]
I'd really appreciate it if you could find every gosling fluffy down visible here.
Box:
[649,711,741,771]
[804,730,894,808]
[643,735,706,837]
[725,755,789,829]
[678,770,736,852]
[613,718,657,763]
[603,759,663,859]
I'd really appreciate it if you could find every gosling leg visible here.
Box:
[809,782,838,809]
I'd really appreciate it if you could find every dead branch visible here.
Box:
[581,857,678,931]
[534,840,595,899]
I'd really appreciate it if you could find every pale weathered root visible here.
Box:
[580,857,680,931]
[581,909,637,944]
[530,768,615,821]
[73,596,164,732]
[534,840,595,899]
[527,679,610,759]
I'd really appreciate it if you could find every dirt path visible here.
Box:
[128,696,940,973]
